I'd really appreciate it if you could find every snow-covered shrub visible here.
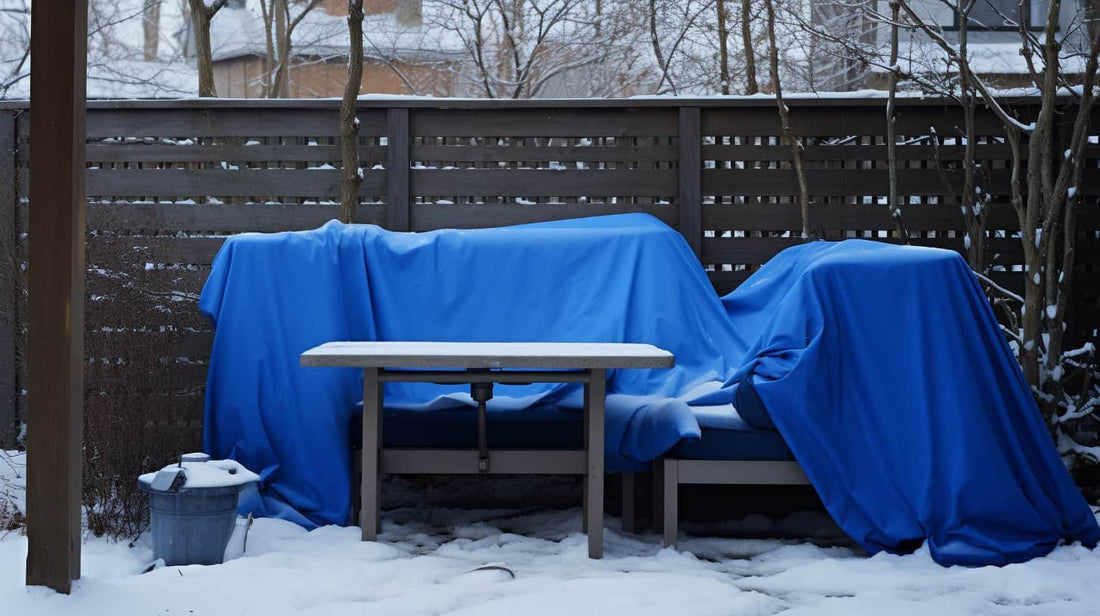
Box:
[983,284,1100,479]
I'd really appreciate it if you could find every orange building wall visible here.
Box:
[322,0,406,17]
[213,55,456,98]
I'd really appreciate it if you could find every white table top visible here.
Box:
[300,341,675,369]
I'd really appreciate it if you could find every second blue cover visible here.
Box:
[721,240,1100,565]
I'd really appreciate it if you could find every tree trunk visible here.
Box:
[188,0,224,97]
[716,0,730,95]
[1020,0,1065,389]
[143,0,162,61]
[260,0,276,96]
[885,0,906,241]
[956,7,986,272]
[271,0,291,97]
[765,0,810,237]
[648,0,670,93]
[339,0,365,223]
[741,0,758,94]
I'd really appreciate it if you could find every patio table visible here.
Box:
[301,341,674,558]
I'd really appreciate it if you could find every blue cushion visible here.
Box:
[672,405,794,460]
[734,377,776,430]
[351,405,583,450]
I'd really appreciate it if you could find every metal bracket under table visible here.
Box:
[301,341,675,559]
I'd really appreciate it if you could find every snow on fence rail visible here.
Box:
[0,97,1098,450]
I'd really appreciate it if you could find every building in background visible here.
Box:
[209,0,463,98]
[859,0,1091,89]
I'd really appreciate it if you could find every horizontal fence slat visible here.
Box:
[410,108,680,137]
[411,203,677,230]
[701,107,1021,137]
[701,168,1014,196]
[19,143,388,164]
[701,202,1024,231]
[702,143,1021,162]
[80,108,386,138]
[83,393,206,426]
[86,330,213,359]
[85,301,209,332]
[411,169,677,197]
[87,237,226,266]
[84,168,386,198]
[411,144,679,163]
[85,361,209,392]
[83,203,386,232]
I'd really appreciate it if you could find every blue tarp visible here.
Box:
[199,214,741,527]
[720,240,1099,565]
[199,214,1099,565]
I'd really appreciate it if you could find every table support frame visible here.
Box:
[359,367,606,558]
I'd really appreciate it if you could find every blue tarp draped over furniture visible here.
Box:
[199,214,741,527]
[199,214,1098,565]
[720,240,1099,565]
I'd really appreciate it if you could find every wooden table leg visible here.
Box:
[362,367,382,540]
[662,458,679,548]
[582,386,589,534]
[585,369,605,558]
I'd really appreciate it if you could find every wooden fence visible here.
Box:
[1,97,1099,448]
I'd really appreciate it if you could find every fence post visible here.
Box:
[678,107,702,258]
[386,107,410,231]
[0,110,16,447]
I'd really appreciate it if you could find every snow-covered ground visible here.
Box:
[3,450,1100,615]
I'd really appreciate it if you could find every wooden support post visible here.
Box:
[386,108,410,232]
[0,111,16,447]
[678,107,702,258]
[25,0,88,594]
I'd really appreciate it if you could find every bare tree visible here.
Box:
[644,0,718,94]
[339,0,364,224]
[0,1,30,98]
[882,0,1100,460]
[764,0,811,238]
[802,0,876,91]
[143,0,163,61]
[435,0,638,98]
[884,0,907,241]
[3,0,190,99]
[188,0,230,96]
[258,0,323,98]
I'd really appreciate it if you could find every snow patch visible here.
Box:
[1,497,1100,615]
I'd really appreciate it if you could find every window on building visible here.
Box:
[951,0,1050,30]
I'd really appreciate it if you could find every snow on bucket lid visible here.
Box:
[180,452,211,463]
[139,458,260,492]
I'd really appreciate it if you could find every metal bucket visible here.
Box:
[138,454,253,566]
